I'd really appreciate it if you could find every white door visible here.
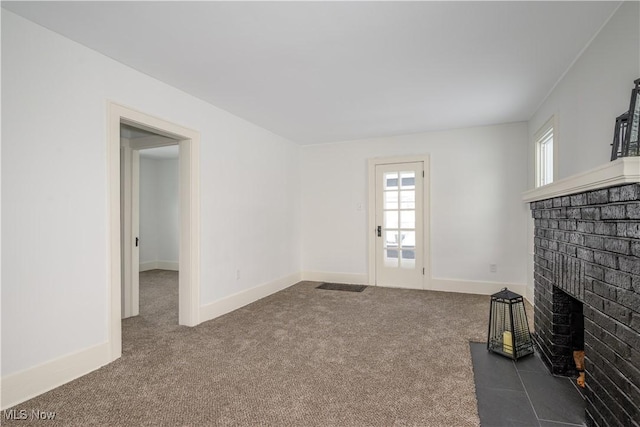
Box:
[375,162,424,289]
[121,139,140,318]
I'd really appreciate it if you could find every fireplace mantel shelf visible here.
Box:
[522,157,640,203]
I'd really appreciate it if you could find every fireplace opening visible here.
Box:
[535,286,585,378]
[570,296,585,388]
[552,287,584,377]
[550,288,585,380]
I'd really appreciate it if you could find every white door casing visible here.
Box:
[368,156,430,290]
[108,102,200,362]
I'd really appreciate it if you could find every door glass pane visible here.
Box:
[402,249,415,259]
[400,191,415,209]
[384,211,398,229]
[385,249,399,267]
[400,172,415,189]
[385,231,399,248]
[384,173,399,190]
[401,250,416,269]
[384,191,398,209]
[400,210,415,229]
[401,231,415,249]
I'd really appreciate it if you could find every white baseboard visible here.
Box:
[199,272,302,323]
[301,271,368,285]
[139,261,179,272]
[431,278,527,297]
[139,261,156,272]
[157,261,179,271]
[1,342,110,410]
[302,272,526,297]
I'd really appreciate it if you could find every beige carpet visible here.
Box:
[4,271,491,426]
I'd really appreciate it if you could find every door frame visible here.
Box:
[120,138,140,319]
[108,102,201,361]
[367,155,431,289]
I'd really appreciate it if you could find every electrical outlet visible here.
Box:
[490,264,497,273]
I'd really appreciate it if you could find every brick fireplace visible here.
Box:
[525,159,640,427]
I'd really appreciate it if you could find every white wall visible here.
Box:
[139,156,179,268]
[525,1,640,301]
[139,157,160,265]
[1,11,301,377]
[301,122,530,288]
[528,1,640,183]
[156,158,179,265]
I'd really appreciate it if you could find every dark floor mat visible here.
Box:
[316,282,367,292]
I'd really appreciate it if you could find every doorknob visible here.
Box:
[135,237,139,247]
[377,226,381,237]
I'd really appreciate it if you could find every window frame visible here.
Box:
[534,115,557,188]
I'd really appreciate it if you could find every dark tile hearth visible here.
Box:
[471,342,585,427]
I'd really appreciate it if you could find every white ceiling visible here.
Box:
[3,1,620,144]
[139,145,179,160]
[120,124,179,159]
[120,124,157,140]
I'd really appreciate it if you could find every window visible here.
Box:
[535,117,555,187]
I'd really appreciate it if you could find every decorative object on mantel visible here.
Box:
[611,78,640,160]
[487,288,534,360]
[610,112,628,160]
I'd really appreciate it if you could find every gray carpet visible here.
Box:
[4,270,491,426]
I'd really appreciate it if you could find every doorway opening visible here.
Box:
[120,124,180,321]
[108,102,201,362]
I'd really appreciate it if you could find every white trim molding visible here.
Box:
[108,101,201,362]
[302,271,368,284]
[523,157,640,202]
[431,278,527,300]
[199,273,301,323]
[139,261,179,272]
[1,343,110,410]
[301,273,531,304]
[139,262,156,272]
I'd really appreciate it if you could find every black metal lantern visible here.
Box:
[625,78,640,157]
[611,112,628,161]
[487,288,534,360]
[612,78,640,160]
